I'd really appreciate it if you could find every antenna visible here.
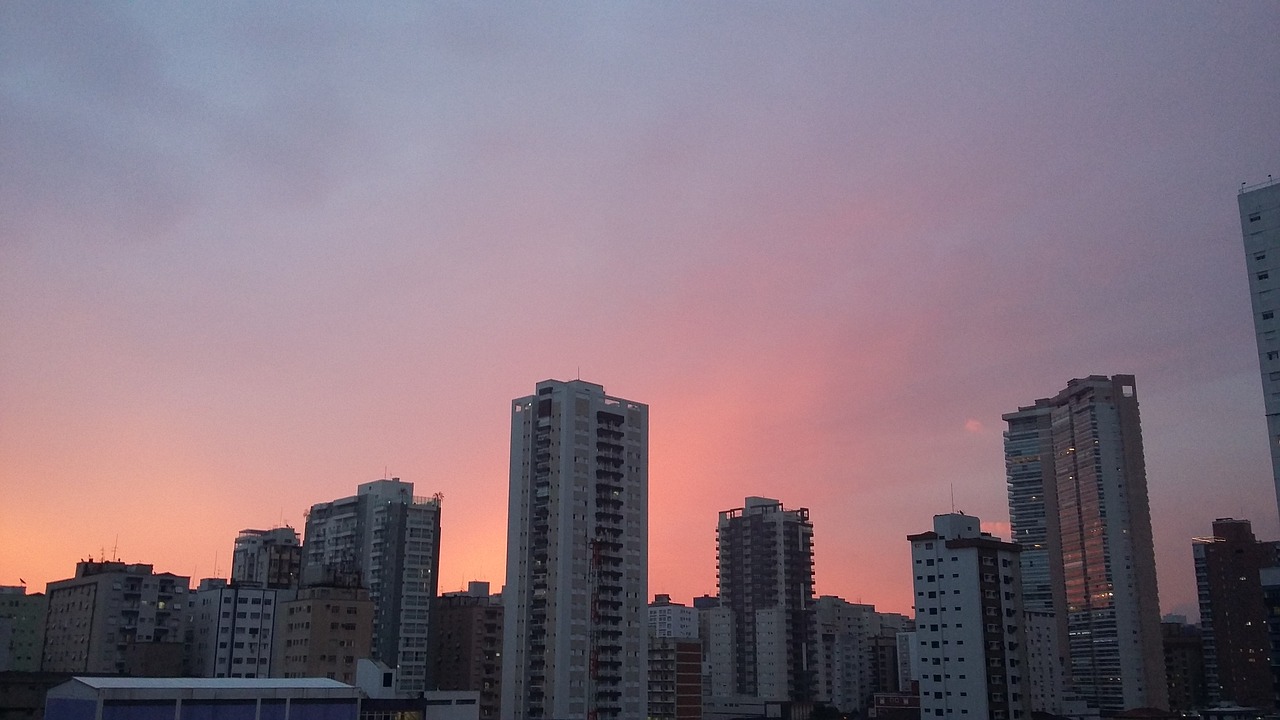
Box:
[950,483,955,513]
[112,535,119,562]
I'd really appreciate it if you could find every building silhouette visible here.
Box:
[1193,518,1277,710]
[429,581,504,720]
[1239,177,1280,520]
[303,478,441,694]
[502,379,649,720]
[710,496,815,703]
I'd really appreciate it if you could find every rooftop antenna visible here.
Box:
[950,483,956,513]
[213,551,220,579]
[112,534,119,562]
[576,365,580,380]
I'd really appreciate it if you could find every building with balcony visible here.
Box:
[233,527,302,590]
[303,478,441,694]
[502,379,648,720]
[41,560,189,675]
[711,497,815,703]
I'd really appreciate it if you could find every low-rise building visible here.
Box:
[44,676,360,719]
[275,584,373,684]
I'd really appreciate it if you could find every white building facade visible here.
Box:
[502,380,648,720]
[190,579,284,678]
[909,513,1031,720]
[1241,178,1280,520]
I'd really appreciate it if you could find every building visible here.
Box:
[303,478,442,693]
[1003,375,1167,714]
[908,513,1031,720]
[233,527,302,589]
[502,379,649,720]
[647,595,703,720]
[428,582,503,720]
[1239,177,1280,520]
[190,579,284,678]
[1002,401,1069,677]
[1193,518,1276,710]
[651,594,699,641]
[274,584,374,685]
[1023,610,1066,715]
[41,561,189,675]
[811,598,913,715]
[712,497,815,703]
[1161,620,1206,713]
[649,637,703,720]
[0,586,45,672]
[44,676,360,720]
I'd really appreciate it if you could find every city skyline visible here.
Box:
[4,4,1280,624]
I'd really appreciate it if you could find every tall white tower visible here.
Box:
[502,380,649,720]
[1240,177,1280,521]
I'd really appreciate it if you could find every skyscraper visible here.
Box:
[1003,375,1167,713]
[502,380,649,720]
[712,496,816,703]
[1240,178,1280,519]
[303,478,442,694]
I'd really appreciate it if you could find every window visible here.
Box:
[1268,351,1278,360]
[1251,212,1262,222]
[1265,312,1274,320]
[1261,272,1270,281]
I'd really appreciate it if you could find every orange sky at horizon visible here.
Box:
[4,3,1280,626]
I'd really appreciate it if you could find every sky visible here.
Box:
[3,3,1280,621]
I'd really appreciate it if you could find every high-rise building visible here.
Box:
[1193,518,1277,710]
[429,581,504,720]
[303,478,442,693]
[41,561,189,675]
[232,527,302,589]
[1003,375,1167,713]
[811,597,877,715]
[502,379,649,720]
[908,513,1031,720]
[1240,177,1280,519]
[712,496,816,703]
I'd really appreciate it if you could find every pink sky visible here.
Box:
[3,3,1280,620]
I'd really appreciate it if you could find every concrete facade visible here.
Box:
[909,513,1031,720]
[0,586,46,672]
[713,497,815,703]
[502,380,648,720]
[232,527,302,590]
[190,579,285,678]
[303,478,441,694]
[274,584,373,685]
[429,582,503,720]
[42,561,189,675]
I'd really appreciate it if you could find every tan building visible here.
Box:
[275,584,373,684]
[42,560,188,675]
